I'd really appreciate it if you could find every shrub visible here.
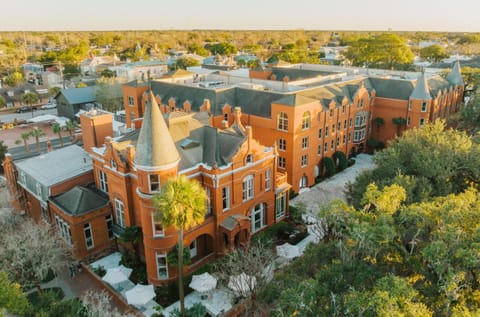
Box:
[92,266,106,277]
[333,151,348,171]
[322,157,336,177]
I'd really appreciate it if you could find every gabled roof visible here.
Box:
[15,145,92,187]
[58,87,95,105]
[368,77,414,100]
[133,91,180,168]
[50,186,109,216]
[410,72,432,100]
[273,95,318,106]
[446,60,464,86]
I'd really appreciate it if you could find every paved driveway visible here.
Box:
[290,154,375,214]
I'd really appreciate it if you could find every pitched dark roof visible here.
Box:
[50,186,109,216]
[368,77,414,100]
[59,87,95,104]
[273,95,318,106]
[447,60,464,86]
[410,72,432,100]
[271,67,336,81]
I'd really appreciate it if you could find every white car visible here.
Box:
[41,103,56,110]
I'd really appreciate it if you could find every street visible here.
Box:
[0,108,58,124]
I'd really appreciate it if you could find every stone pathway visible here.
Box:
[290,154,376,214]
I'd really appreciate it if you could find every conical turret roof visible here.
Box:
[410,72,432,100]
[446,60,464,86]
[134,91,180,169]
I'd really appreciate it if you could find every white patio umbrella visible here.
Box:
[102,265,133,285]
[125,284,156,306]
[227,272,256,297]
[276,242,301,259]
[189,272,217,293]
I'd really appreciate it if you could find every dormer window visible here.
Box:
[246,154,253,164]
[110,159,117,170]
[149,174,160,192]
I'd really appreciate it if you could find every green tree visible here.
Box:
[30,126,45,153]
[419,44,449,62]
[94,79,123,112]
[15,132,31,153]
[118,225,143,263]
[374,116,385,135]
[0,141,7,172]
[22,92,39,117]
[205,42,238,55]
[48,86,61,98]
[0,271,31,315]
[3,71,24,86]
[333,151,348,171]
[51,122,64,148]
[100,69,116,78]
[175,57,200,70]
[322,156,336,177]
[344,33,414,69]
[152,175,208,317]
[0,95,6,109]
[392,117,407,136]
[65,120,79,141]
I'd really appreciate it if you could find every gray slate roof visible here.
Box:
[410,72,432,100]
[50,186,109,216]
[59,87,95,105]
[15,145,92,187]
[447,60,464,86]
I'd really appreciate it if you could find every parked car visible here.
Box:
[41,103,56,110]
[16,106,33,113]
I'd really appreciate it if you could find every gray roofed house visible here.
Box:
[14,145,92,203]
[54,87,96,119]
[50,186,110,216]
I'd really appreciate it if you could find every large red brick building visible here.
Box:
[122,61,463,192]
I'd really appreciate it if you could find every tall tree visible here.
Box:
[0,271,31,315]
[94,79,123,112]
[392,117,407,137]
[21,92,39,117]
[65,120,79,141]
[152,175,208,317]
[30,126,45,153]
[51,122,64,148]
[0,95,6,109]
[15,132,31,153]
[419,44,449,63]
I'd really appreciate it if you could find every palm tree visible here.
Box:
[21,92,39,117]
[65,120,79,141]
[392,117,407,137]
[51,122,64,148]
[15,132,31,153]
[374,117,385,136]
[30,127,45,153]
[152,175,208,317]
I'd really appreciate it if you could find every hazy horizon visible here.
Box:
[3,0,480,33]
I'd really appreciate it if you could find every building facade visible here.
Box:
[80,93,290,285]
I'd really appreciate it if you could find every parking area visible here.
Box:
[290,154,376,214]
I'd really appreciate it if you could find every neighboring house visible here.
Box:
[3,145,94,223]
[122,61,464,192]
[79,93,290,285]
[37,71,62,88]
[110,60,167,82]
[0,83,49,109]
[160,69,196,84]
[80,55,119,76]
[319,46,348,65]
[54,87,96,119]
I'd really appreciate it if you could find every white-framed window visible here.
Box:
[332,124,335,134]
[299,176,308,188]
[189,240,197,258]
[152,213,164,237]
[325,126,329,137]
[338,122,341,130]
[329,109,334,117]
[106,215,114,240]
[110,159,117,170]
[156,252,168,280]
[205,187,212,215]
[420,118,425,126]
[354,113,368,127]
[358,98,364,108]
[277,112,288,131]
[127,96,135,106]
[99,170,108,193]
[149,174,160,193]
[331,140,335,150]
[342,105,346,114]
[242,175,254,201]
[278,156,286,169]
[223,113,229,122]
[275,192,287,219]
[265,169,271,192]
[337,136,340,146]
[318,128,322,139]
[251,203,266,233]
[301,111,310,130]
[354,129,366,142]
[19,171,26,185]
[343,135,346,144]
[349,118,352,127]
[114,198,126,228]
[301,137,309,150]
[324,142,328,153]
[84,223,94,250]
[55,215,72,246]
[317,144,322,156]
[301,154,308,167]
[344,120,347,130]
[407,117,411,126]
[36,182,42,198]
[348,133,352,142]
[421,101,427,112]
[278,138,286,151]
[222,187,230,211]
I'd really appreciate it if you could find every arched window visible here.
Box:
[277,112,288,131]
[301,111,310,130]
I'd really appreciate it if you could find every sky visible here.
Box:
[2,0,479,32]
